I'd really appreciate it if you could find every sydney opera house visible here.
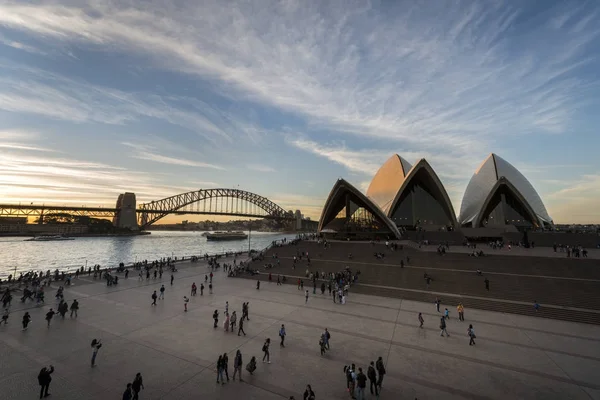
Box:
[318,153,554,240]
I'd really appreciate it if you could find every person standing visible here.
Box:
[256,280,260,290]
[305,290,309,304]
[90,339,102,367]
[183,296,189,312]
[435,298,441,312]
[209,282,213,294]
[355,367,367,400]
[70,299,79,318]
[457,303,464,321]
[151,291,157,306]
[159,285,165,300]
[1,309,8,325]
[132,372,144,400]
[37,365,54,399]
[468,324,476,345]
[45,308,55,327]
[440,316,449,337]
[262,338,271,363]
[230,311,237,332]
[170,274,174,285]
[191,282,197,296]
[232,350,243,381]
[418,312,424,328]
[22,312,31,331]
[367,361,378,396]
[484,278,490,291]
[200,283,204,296]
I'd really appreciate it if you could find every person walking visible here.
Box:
[440,316,450,337]
[1,309,8,325]
[122,383,133,400]
[45,308,55,327]
[222,352,230,382]
[132,372,144,400]
[70,299,79,318]
[262,338,271,363]
[305,290,309,304]
[151,291,157,306]
[22,311,31,331]
[37,365,54,399]
[246,356,257,375]
[224,312,230,332]
[323,328,330,349]
[90,339,102,367]
[355,367,367,400]
[484,278,490,291]
[230,311,237,332]
[444,308,450,320]
[200,283,204,296]
[170,274,174,285]
[303,384,316,400]
[209,282,213,294]
[418,312,424,328]
[213,310,219,328]
[376,356,386,390]
[238,316,246,336]
[232,350,243,381]
[468,324,476,345]
[457,303,464,321]
[216,355,225,384]
[159,285,165,300]
[367,361,378,396]
[279,324,286,347]
[183,296,189,312]
[435,298,441,312]
[256,280,260,290]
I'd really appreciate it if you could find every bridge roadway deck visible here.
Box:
[2,258,600,399]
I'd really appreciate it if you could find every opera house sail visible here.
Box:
[385,159,458,230]
[366,154,413,215]
[459,153,553,230]
[318,179,401,238]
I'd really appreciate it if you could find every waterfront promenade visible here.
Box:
[2,257,600,399]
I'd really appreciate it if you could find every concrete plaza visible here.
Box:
[2,259,600,399]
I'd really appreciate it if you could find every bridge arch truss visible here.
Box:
[137,188,290,228]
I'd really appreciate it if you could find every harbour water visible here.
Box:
[0,231,296,277]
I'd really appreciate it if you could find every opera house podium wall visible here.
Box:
[254,240,600,325]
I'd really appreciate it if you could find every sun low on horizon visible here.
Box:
[1,0,600,224]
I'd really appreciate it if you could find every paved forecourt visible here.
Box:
[2,259,600,399]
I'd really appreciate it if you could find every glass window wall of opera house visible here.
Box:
[317,153,554,239]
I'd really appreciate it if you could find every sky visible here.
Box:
[0,0,599,224]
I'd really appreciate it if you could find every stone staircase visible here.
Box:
[250,240,600,325]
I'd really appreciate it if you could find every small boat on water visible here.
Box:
[206,231,248,241]
[25,234,75,242]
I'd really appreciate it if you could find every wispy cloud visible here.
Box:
[0,143,54,152]
[0,33,45,55]
[1,1,598,152]
[122,142,225,170]
[246,164,275,173]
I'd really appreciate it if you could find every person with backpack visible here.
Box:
[468,324,476,345]
[90,339,102,367]
[262,338,271,363]
[37,365,54,399]
[232,350,243,381]
[367,361,378,396]
[279,324,286,347]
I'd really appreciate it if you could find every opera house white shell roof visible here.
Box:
[459,153,553,227]
[366,154,413,215]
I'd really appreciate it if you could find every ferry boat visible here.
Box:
[205,231,248,241]
[25,234,75,242]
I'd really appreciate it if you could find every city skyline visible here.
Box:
[1,1,600,223]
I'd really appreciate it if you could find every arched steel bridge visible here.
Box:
[137,188,291,228]
[0,188,312,230]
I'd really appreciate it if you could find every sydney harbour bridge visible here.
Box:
[0,188,318,231]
